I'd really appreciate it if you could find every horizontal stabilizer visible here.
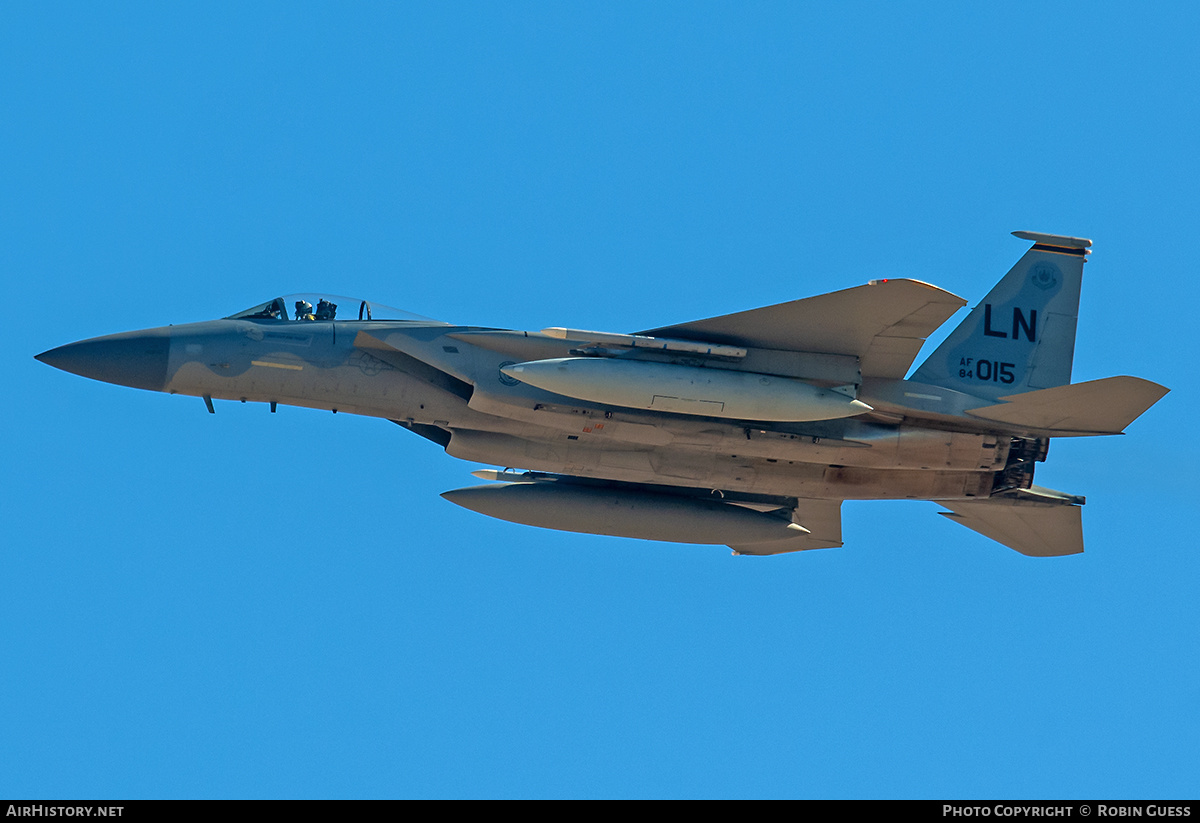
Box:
[639,279,966,379]
[965,376,1169,434]
[938,498,1083,556]
[729,499,843,555]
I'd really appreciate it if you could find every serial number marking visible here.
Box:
[959,357,1016,384]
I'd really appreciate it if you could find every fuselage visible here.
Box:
[37,312,1026,503]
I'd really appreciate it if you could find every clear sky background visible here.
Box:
[2,2,1197,799]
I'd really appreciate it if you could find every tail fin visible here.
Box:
[911,231,1090,401]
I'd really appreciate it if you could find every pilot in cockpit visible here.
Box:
[315,299,337,320]
[295,300,315,321]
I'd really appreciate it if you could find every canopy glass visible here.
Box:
[227,294,444,324]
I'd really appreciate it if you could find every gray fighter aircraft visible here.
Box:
[37,231,1167,556]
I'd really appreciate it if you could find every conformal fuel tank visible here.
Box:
[441,482,807,545]
[502,357,871,422]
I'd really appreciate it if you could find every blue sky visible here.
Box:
[3,2,1197,798]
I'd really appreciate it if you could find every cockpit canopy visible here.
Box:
[227,294,443,324]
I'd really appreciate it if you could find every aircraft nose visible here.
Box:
[36,329,171,392]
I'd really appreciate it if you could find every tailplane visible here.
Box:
[912,231,1089,401]
[938,489,1085,556]
[965,376,1169,435]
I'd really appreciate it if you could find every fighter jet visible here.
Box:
[36,231,1167,556]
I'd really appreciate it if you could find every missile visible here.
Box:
[441,482,807,545]
[501,357,871,422]
[539,327,748,358]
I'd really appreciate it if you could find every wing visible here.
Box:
[638,279,966,379]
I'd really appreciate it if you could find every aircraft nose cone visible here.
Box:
[36,329,171,392]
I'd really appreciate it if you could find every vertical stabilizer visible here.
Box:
[911,231,1089,401]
